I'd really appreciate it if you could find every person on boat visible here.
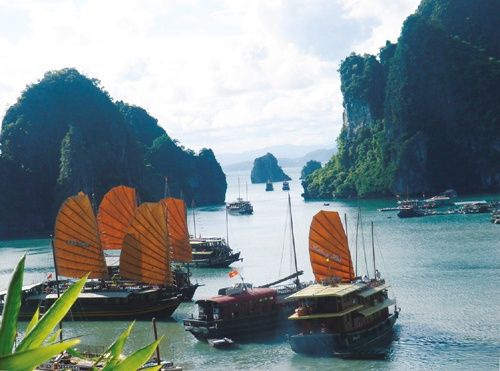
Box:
[375,269,381,280]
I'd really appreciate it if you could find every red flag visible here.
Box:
[47,273,53,280]
[228,270,238,278]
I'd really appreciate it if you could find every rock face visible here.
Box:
[303,0,500,199]
[250,153,291,183]
[0,68,227,238]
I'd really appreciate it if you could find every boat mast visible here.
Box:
[288,193,300,289]
[245,182,248,201]
[50,237,63,342]
[355,208,360,277]
[191,200,197,237]
[238,177,241,199]
[371,221,376,279]
[152,317,161,365]
[225,206,229,245]
[164,177,169,198]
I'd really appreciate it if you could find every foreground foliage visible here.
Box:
[0,256,163,370]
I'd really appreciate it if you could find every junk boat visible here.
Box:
[287,210,399,356]
[190,237,241,268]
[282,181,290,191]
[184,194,307,341]
[265,180,274,191]
[8,192,182,320]
[98,186,200,301]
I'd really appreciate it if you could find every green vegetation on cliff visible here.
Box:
[0,69,226,237]
[304,0,500,199]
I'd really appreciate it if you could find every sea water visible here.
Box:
[1,168,499,370]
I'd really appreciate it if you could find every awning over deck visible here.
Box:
[286,283,364,300]
[358,298,396,317]
[288,304,364,320]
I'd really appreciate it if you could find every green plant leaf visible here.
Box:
[25,306,40,335]
[140,366,162,371]
[46,329,62,344]
[103,337,163,371]
[0,338,79,370]
[93,321,135,368]
[0,255,25,356]
[16,273,89,352]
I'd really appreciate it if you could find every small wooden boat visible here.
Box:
[265,180,274,191]
[190,237,242,268]
[184,195,306,341]
[207,337,235,348]
[227,198,254,215]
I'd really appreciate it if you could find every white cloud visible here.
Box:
[0,0,419,155]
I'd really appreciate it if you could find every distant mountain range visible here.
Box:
[222,147,335,172]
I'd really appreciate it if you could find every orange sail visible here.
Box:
[54,192,108,279]
[309,210,354,283]
[161,197,192,263]
[120,202,173,285]
[97,186,137,250]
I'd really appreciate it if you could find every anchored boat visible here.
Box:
[184,194,307,341]
[98,186,200,301]
[287,210,399,357]
[189,237,242,268]
[10,193,181,320]
[265,180,274,191]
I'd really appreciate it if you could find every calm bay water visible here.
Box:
[1,168,499,370]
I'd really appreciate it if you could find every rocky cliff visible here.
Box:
[304,0,500,199]
[0,68,226,237]
[250,153,291,183]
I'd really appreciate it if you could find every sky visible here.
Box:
[0,0,420,155]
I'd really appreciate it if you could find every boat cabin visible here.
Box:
[195,284,277,321]
[287,281,394,335]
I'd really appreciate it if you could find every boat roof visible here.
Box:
[286,283,364,300]
[0,282,44,297]
[190,237,224,243]
[197,287,276,305]
[454,200,488,206]
[357,283,390,298]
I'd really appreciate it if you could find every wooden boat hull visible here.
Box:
[184,310,296,342]
[179,283,201,302]
[14,290,182,321]
[191,252,241,268]
[288,312,398,356]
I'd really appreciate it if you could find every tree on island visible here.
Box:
[301,160,322,179]
[0,68,227,238]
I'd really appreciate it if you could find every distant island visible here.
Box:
[0,68,227,238]
[251,153,291,183]
[303,0,500,199]
[223,147,334,172]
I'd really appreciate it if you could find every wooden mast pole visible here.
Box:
[191,200,197,238]
[50,237,63,342]
[371,221,376,279]
[288,193,300,289]
[152,317,161,365]
[355,208,360,277]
